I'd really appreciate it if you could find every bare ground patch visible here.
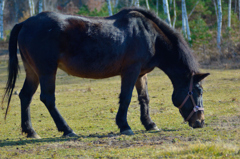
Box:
[208,115,240,129]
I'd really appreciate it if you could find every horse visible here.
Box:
[2,7,209,138]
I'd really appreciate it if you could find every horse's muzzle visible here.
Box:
[190,119,204,128]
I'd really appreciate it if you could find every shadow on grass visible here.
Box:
[0,128,178,147]
[0,137,78,147]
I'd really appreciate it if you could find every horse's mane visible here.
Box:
[110,7,199,74]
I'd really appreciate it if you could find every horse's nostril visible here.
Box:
[193,120,203,128]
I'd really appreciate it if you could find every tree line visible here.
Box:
[1,0,240,57]
[106,0,239,54]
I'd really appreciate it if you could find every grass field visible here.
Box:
[0,54,239,158]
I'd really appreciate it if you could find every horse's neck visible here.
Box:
[161,66,191,90]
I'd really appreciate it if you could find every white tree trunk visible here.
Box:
[217,0,222,51]
[182,0,186,38]
[43,0,47,11]
[130,0,134,7]
[184,4,191,41]
[113,0,119,13]
[172,0,176,28]
[239,0,240,20]
[163,0,171,26]
[14,0,19,22]
[182,0,191,41]
[156,0,158,16]
[29,0,35,16]
[107,0,112,16]
[114,0,119,8]
[39,0,43,13]
[0,0,5,39]
[146,0,150,10]
[228,0,231,28]
[135,0,140,7]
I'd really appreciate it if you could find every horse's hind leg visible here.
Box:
[19,63,40,138]
[39,74,77,137]
[135,74,159,131]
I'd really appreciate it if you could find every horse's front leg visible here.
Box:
[39,75,77,137]
[135,74,159,131]
[116,66,141,135]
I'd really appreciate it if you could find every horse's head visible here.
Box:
[172,73,210,128]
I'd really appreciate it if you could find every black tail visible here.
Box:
[2,23,23,119]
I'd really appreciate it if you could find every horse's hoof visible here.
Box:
[121,129,134,135]
[27,133,41,139]
[149,126,160,131]
[63,132,78,138]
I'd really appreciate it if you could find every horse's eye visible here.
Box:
[195,87,202,96]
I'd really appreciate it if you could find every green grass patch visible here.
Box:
[0,56,240,158]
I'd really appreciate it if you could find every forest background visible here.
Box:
[0,0,240,68]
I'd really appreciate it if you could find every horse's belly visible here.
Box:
[58,57,122,79]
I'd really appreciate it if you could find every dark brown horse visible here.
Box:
[3,8,209,138]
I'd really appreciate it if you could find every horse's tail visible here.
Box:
[2,23,23,120]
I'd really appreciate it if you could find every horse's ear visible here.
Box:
[193,73,210,82]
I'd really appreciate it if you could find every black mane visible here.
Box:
[109,7,199,74]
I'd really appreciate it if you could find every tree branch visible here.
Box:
[188,0,199,19]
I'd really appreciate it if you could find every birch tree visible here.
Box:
[107,0,112,16]
[146,0,150,10]
[44,0,47,11]
[14,0,19,23]
[217,0,222,51]
[172,0,177,28]
[182,0,191,41]
[135,0,139,7]
[130,0,140,7]
[39,0,43,13]
[42,0,55,11]
[239,0,240,20]
[228,0,231,28]
[29,0,35,16]
[182,1,186,38]
[130,0,134,6]
[113,0,118,13]
[0,0,5,39]
[114,0,119,8]
[163,0,171,26]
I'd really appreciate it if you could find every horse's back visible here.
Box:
[17,10,157,78]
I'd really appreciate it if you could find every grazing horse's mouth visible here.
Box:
[190,119,205,128]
